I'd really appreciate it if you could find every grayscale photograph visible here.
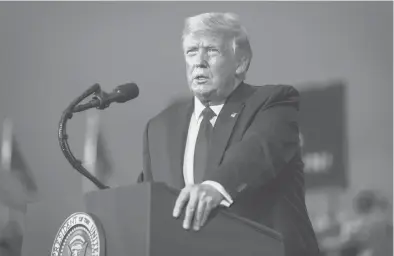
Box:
[0,1,392,256]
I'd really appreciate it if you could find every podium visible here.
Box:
[21,182,284,256]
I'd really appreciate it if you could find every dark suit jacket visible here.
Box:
[139,82,320,256]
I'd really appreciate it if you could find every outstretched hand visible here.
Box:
[172,184,224,231]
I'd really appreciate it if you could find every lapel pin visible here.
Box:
[230,112,238,118]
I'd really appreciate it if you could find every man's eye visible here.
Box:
[208,48,219,53]
[186,49,197,55]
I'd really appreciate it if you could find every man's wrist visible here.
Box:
[201,180,233,207]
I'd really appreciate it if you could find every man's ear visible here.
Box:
[235,56,248,76]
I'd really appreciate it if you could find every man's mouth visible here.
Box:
[194,75,209,83]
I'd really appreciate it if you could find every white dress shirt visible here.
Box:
[183,97,233,207]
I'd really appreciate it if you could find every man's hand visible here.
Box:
[172,184,224,231]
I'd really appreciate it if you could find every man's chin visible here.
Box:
[191,88,215,102]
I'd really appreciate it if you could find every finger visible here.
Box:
[193,197,207,231]
[173,187,190,218]
[183,190,198,230]
[200,197,214,227]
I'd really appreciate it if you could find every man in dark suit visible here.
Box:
[138,12,320,256]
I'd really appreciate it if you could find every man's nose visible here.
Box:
[194,51,208,68]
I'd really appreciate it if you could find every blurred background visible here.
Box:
[0,1,392,256]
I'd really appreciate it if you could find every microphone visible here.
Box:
[72,83,139,113]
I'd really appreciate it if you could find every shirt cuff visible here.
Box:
[202,180,233,207]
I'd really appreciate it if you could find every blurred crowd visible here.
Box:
[314,190,393,256]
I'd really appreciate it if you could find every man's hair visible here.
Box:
[182,12,253,80]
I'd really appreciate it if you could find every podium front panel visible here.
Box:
[22,194,86,256]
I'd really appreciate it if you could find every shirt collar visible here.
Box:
[194,97,224,120]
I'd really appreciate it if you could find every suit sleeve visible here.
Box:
[206,89,301,200]
[137,121,153,183]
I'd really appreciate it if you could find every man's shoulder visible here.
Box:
[149,96,191,123]
[246,83,300,109]
[253,84,299,98]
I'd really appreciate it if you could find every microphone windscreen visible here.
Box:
[114,83,139,103]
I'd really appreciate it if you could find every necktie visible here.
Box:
[194,107,216,184]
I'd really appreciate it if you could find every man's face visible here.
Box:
[183,33,238,104]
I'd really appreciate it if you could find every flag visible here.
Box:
[95,131,113,183]
[1,118,37,194]
[0,118,37,235]
[83,112,113,193]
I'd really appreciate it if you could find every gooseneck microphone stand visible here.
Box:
[58,83,110,190]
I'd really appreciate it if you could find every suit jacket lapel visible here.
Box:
[206,83,255,174]
[167,99,193,189]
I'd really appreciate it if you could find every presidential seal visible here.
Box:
[51,212,105,256]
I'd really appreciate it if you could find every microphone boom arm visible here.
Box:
[58,83,110,190]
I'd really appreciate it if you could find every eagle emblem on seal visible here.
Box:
[51,212,105,256]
